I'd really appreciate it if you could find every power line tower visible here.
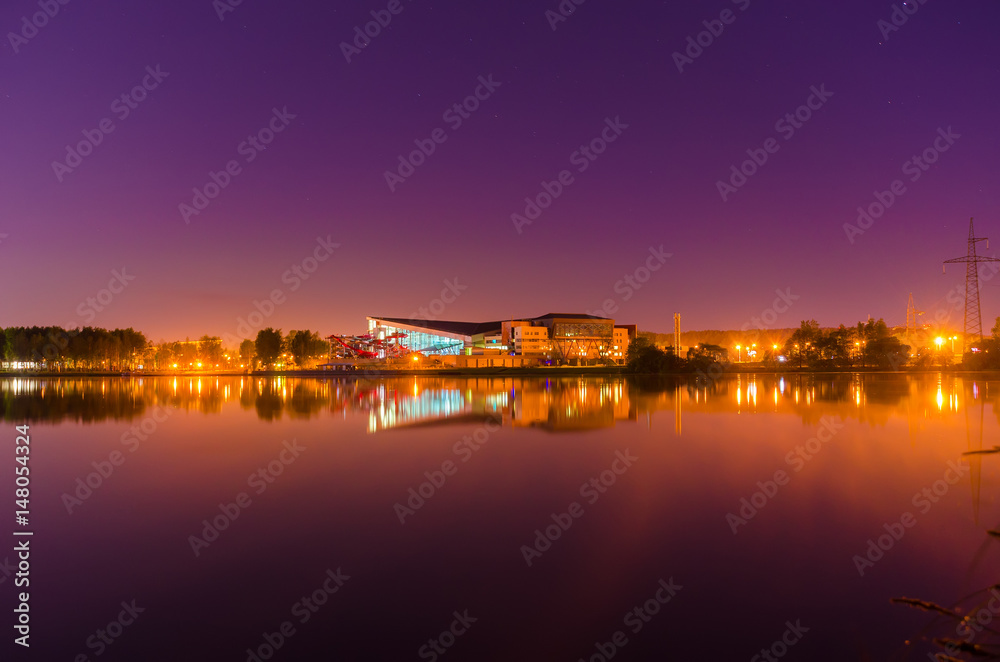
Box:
[943,218,1000,349]
[905,293,923,347]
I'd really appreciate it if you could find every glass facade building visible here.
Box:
[366,314,630,364]
[368,321,466,356]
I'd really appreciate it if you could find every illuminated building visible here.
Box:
[366,313,635,365]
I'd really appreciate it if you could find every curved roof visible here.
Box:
[369,317,504,338]
[368,313,612,339]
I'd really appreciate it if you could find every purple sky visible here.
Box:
[2,0,999,342]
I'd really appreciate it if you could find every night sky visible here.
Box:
[3,0,999,342]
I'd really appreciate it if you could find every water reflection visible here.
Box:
[1,373,995,435]
[11,371,999,660]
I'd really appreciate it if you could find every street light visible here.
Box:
[736,344,742,363]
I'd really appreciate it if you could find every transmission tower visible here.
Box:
[905,293,923,346]
[943,218,1000,347]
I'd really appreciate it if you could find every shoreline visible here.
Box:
[0,365,991,378]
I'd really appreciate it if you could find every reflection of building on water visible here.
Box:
[510,380,633,432]
[367,378,634,433]
[0,373,994,439]
[2,372,990,527]
[365,383,470,433]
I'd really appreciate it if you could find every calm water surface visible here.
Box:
[1,373,998,661]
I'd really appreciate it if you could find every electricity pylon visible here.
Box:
[943,218,1000,349]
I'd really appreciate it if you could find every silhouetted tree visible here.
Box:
[239,339,255,367]
[687,343,728,362]
[198,335,223,365]
[285,330,327,368]
[626,337,689,373]
[255,328,283,367]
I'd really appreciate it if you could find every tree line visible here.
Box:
[149,328,331,370]
[629,318,912,373]
[779,319,909,369]
[961,317,1000,370]
[1,326,331,371]
[1,326,147,370]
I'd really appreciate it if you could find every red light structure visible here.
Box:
[327,332,410,359]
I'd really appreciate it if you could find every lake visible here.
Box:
[1,373,997,661]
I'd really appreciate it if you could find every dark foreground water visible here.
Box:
[1,373,998,661]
